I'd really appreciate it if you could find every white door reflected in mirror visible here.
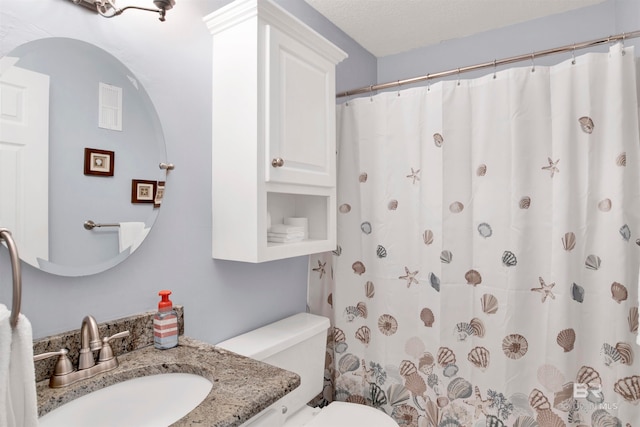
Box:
[0,57,50,267]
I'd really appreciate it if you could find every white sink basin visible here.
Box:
[39,372,212,427]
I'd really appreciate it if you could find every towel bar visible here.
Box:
[0,228,22,329]
[84,220,120,230]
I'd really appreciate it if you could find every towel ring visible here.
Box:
[0,228,22,329]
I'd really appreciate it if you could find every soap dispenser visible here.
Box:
[153,290,178,349]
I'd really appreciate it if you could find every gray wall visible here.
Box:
[377,0,639,91]
[0,0,375,342]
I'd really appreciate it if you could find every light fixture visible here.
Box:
[72,0,175,22]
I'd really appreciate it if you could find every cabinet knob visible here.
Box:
[271,157,285,168]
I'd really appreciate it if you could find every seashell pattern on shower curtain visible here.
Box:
[308,44,640,426]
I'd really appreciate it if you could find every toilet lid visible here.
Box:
[304,402,398,427]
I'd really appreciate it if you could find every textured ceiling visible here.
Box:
[304,0,607,57]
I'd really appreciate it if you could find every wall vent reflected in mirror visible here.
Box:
[98,82,122,131]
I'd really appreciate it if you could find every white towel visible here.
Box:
[267,234,304,243]
[284,217,308,240]
[0,305,10,427]
[0,305,38,427]
[267,231,305,239]
[268,224,305,234]
[118,222,149,253]
[132,227,150,252]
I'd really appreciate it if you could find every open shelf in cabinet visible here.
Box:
[263,190,335,260]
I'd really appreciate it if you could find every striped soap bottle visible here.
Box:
[154,290,178,349]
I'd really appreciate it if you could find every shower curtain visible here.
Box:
[308,44,640,426]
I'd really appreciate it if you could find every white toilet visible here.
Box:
[216,313,399,427]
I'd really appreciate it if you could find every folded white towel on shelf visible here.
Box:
[0,304,38,427]
[267,233,305,243]
[284,217,308,239]
[268,231,305,238]
[268,224,305,234]
[267,223,306,243]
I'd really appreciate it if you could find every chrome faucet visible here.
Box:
[34,315,130,388]
[79,315,102,370]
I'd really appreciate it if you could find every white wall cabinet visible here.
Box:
[204,0,347,263]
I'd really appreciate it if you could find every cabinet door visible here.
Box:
[265,26,335,187]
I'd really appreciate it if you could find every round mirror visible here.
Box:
[0,37,167,276]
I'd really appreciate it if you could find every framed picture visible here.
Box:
[84,148,114,176]
[154,181,165,208]
[131,179,156,204]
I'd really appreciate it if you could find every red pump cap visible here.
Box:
[158,290,173,311]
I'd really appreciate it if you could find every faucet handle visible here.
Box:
[34,348,74,376]
[98,330,130,363]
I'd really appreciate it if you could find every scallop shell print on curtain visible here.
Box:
[308,43,640,426]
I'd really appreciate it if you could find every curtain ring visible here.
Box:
[457,68,461,86]
[530,53,535,73]
[427,73,431,91]
[397,80,401,96]
[493,59,497,79]
[571,44,576,65]
[622,32,626,56]
[369,85,374,102]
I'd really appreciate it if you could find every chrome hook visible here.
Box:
[530,53,535,73]
[369,85,374,102]
[397,80,401,96]
[493,59,497,79]
[427,74,431,92]
[571,44,576,65]
[622,32,626,56]
[457,68,461,86]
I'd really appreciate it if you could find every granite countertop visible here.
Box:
[36,336,300,426]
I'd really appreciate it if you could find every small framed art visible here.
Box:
[154,181,165,208]
[84,148,114,176]
[131,179,156,204]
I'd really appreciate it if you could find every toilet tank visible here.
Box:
[216,313,330,418]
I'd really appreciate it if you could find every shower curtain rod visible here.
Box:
[336,30,640,98]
